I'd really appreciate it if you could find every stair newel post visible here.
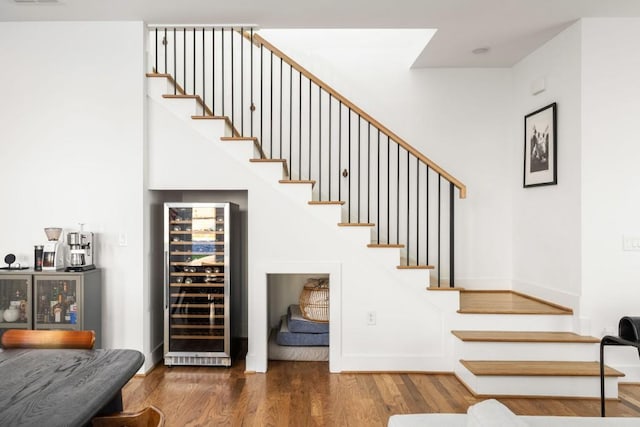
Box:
[449,181,455,288]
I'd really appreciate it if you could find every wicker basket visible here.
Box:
[299,278,329,322]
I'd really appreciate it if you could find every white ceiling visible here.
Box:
[2,0,640,67]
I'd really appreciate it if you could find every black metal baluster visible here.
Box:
[173,28,176,95]
[192,28,195,96]
[221,28,225,116]
[396,143,400,245]
[426,166,430,267]
[280,58,283,160]
[289,64,293,173]
[328,94,332,200]
[250,28,253,137]
[260,44,263,151]
[201,28,205,116]
[270,51,273,157]
[450,182,455,287]
[231,27,235,128]
[367,124,371,224]
[338,102,342,201]
[407,149,410,265]
[416,158,420,266]
[163,28,167,74]
[357,115,361,222]
[154,28,158,72]
[308,79,312,181]
[377,129,380,243]
[298,71,302,179]
[318,86,322,200]
[240,27,244,135]
[211,28,216,116]
[348,108,352,222]
[437,174,441,286]
[183,28,186,95]
[387,135,390,244]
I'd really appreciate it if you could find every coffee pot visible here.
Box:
[65,228,95,272]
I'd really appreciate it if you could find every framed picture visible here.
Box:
[523,102,557,187]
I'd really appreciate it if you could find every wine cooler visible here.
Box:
[163,202,238,367]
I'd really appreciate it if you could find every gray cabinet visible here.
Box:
[0,272,32,330]
[0,269,101,348]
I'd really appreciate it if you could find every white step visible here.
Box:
[455,360,622,399]
[454,340,599,361]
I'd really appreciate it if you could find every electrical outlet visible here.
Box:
[623,236,640,251]
[367,311,376,326]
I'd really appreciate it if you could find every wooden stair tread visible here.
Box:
[279,179,316,187]
[367,243,405,248]
[397,265,435,270]
[192,115,229,121]
[308,201,345,205]
[460,360,624,377]
[452,330,600,343]
[338,223,375,227]
[458,290,572,315]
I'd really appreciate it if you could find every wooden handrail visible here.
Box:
[249,33,467,199]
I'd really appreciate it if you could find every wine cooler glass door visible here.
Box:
[167,205,228,355]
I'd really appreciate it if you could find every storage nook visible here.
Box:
[267,274,330,362]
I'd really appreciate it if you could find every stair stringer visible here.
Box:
[148,84,467,374]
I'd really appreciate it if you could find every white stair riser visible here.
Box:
[460,373,618,399]
[306,204,345,227]
[454,341,600,361]
[452,314,574,332]
[249,162,287,182]
[190,119,231,139]
[337,227,374,247]
[276,183,314,206]
[159,97,199,118]
[147,77,174,98]
[363,248,403,268]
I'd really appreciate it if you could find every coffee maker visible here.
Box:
[42,227,65,271]
[65,228,95,272]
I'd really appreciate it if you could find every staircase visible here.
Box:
[145,26,619,399]
[449,290,622,398]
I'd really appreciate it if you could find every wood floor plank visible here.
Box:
[121,359,640,426]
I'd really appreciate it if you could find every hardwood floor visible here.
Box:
[122,358,640,426]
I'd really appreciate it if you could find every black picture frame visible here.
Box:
[523,102,557,188]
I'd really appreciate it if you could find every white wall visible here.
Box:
[0,22,148,364]
[580,18,640,379]
[511,22,583,310]
[260,29,514,288]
